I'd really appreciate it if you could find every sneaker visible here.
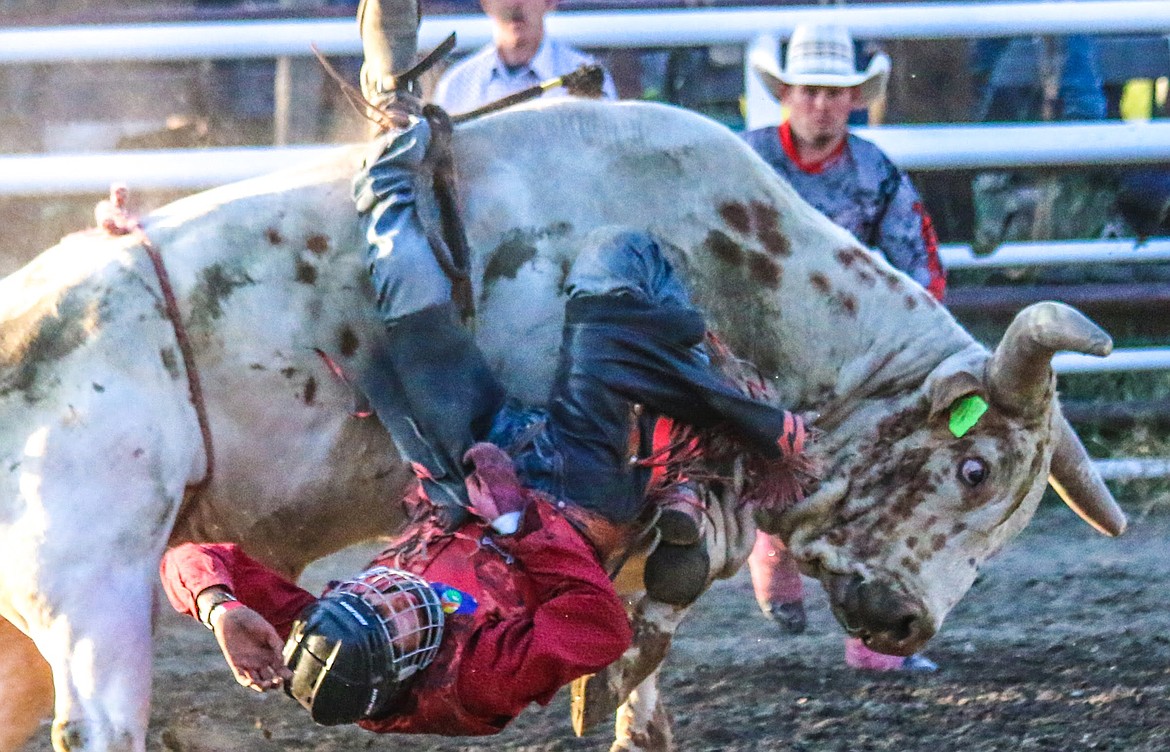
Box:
[766,600,808,635]
[844,637,938,672]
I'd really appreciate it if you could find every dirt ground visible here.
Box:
[19,501,1170,752]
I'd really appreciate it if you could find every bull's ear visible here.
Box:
[928,372,985,423]
[924,348,988,423]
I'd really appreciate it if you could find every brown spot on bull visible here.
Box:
[835,247,885,288]
[749,200,779,233]
[839,292,858,317]
[876,402,928,446]
[295,260,317,285]
[900,556,922,575]
[0,286,106,403]
[557,256,573,292]
[338,326,359,357]
[904,294,918,310]
[748,254,782,289]
[484,234,538,288]
[306,234,330,254]
[704,230,744,266]
[718,201,751,234]
[906,536,919,550]
[302,376,317,405]
[280,367,297,379]
[92,382,104,393]
[835,247,857,268]
[159,348,181,381]
[931,534,947,552]
[827,528,848,546]
[482,223,572,297]
[759,226,791,257]
[265,228,283,245]
[751,201,791,257]
[865,446,935,542]
[809,272,831,295]
[189,264,256,331]
[950,522,967,536]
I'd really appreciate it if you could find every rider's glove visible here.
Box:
[463,443,529,535]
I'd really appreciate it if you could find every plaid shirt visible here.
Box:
[742,123,946,300]
[433,37,617,116]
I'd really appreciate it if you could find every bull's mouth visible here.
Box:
[821,572,935,656]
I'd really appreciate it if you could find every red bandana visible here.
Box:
[778,120,847,175]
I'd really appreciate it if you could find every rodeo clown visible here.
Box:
[158,0,814,736]
[742,24,941,672]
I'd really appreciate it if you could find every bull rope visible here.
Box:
[95,186,215,504]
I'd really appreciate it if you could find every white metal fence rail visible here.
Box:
[0,120,1166,195]
[3,121,1170,195]
[2,1,1169,125]
[1,0,1168,63]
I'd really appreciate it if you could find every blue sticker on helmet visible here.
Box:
[430,582,478,615]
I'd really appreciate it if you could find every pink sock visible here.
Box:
[844,637,906,671]
[748,531,804,608]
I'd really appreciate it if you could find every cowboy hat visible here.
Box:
[751,24,890,108]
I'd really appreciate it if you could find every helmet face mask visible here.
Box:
[283,568,445,725]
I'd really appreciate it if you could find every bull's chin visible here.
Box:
[821,572,937,656]
[856,628,932,657]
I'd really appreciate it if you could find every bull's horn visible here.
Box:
[987,302,1112,416]
[357,0,421,100]
[1049,414,1127,537]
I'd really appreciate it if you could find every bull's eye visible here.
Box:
[958,457,988,487]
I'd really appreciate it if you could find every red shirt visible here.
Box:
[160,499,632,733]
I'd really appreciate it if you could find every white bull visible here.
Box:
[0,99,1122,752]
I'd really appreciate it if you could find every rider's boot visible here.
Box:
[353,103,505,530]
[357,0,420,103]
[378,302,506,526]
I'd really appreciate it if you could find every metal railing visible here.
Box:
[2,1,1169,126]
[2,1,1167,63]
[3,120,1169,195]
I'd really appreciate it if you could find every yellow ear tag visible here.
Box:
[949,395,989,438]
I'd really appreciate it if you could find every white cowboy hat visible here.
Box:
[751,24,891,108]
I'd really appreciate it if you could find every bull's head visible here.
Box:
[769,301,1125,655]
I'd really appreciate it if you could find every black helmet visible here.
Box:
[283,568,445,726]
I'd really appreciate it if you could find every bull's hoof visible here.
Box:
[571,668,623,736]
[643,541,708,606]
[612,698,674,752]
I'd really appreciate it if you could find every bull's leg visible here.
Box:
[611,667,673,752]
[2,409,197,752]
[16,564,159,752]
[0,616,54,752]
[571,597,686,734]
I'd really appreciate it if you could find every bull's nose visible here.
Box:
[824,573,934,656]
